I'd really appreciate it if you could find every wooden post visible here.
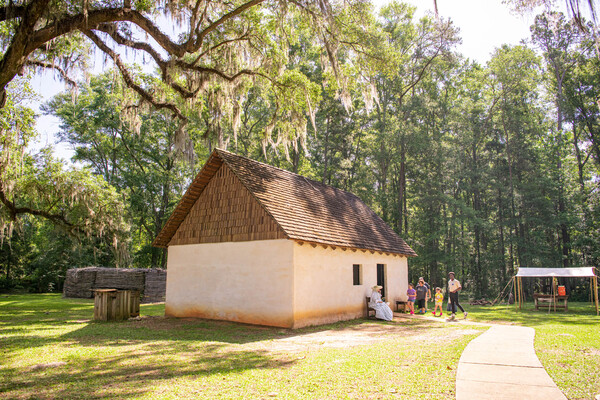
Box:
[517,276,520,310]
[515,276,521,310]
[514,276,518,310]
[594,276,599,316]
[553,278,557,313]
[517,276,523,310]
[130,290,140,317]
[517,277,520,310]
[521,277,525,309]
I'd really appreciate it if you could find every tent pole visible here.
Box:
[521,277,525,307]
[593,276,599,316]
[553,278,557,313]
[548,278,552,314]
[591,277,594,304]
[516,276,520,310]
[514,276,518,310]
[520,277,523,309]
[519,277,523,310]
[518,276,522,310]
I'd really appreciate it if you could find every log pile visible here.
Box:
[63,267,100,298]
[94,269,145,291]
[63,267,166,303]
[143,269,167,302]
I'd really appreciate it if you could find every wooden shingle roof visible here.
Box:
[153,149,417,257]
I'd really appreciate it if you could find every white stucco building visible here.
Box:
[153,149,417,328]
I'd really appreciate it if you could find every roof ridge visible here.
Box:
[215,148,362,199]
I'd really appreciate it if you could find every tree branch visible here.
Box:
[32,8,186,57]
[0,0,52,99]
[194,0,265,50]
[175,60,270,83]
[0,183,75,229]
[94,25,201,99]
[0,5,26,21]
[25,60,78,87]
[84,29,187,122]
[193,32,251,64]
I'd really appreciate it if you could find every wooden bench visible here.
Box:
[533,293,568,311]
[395,300,408,312]
[366,297,376,318]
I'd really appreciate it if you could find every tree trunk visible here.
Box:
[572,126,586,193]
[397,140,406,234]
[322,116,329,184]
[556,78,571,268]
[0,0,52,97]
[498,185,507,284]
[292,147,300,173]
[152,176,171,268]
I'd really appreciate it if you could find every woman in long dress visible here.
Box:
[369,285,393,321]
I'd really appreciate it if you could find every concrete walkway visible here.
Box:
[456,325,567,400]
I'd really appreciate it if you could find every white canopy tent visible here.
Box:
[516,267,596,278]
[514,267,598,315]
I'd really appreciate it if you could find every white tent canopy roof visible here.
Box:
[516,267,596,278]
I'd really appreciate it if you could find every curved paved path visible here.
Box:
[456,325,567,400]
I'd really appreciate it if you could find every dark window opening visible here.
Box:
[353,264,362,285]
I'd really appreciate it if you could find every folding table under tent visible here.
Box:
[514,267,599,315]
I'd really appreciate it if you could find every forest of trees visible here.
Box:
[0,1,599,298]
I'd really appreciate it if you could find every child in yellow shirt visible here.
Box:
[432,287,444,317]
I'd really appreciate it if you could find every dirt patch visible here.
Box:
[250,320,480,354]
[123,314,483,354]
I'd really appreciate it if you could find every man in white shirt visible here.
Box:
[448,272,467,319]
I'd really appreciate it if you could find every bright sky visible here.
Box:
[384,0,543,62]
[30,0,547,160]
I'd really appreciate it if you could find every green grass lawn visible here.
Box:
[2,295,597,399]
[0,294,481,399]
[467,302,600,400]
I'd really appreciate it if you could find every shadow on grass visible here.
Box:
[0,294,456,399]
[1,294,440,347]
[0,295,299,399]
[1,342,293,399]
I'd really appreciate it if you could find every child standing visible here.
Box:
[406,284,416,315]
[415,280,428,313]
[432,287,443,317]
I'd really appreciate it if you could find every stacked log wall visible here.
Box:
[63,267,166,303]
[94,269,145,291]
[144,269,167,303]
[63,267,99,298]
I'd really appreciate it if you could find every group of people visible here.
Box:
[406,272,467,319]
[369,272,467,322]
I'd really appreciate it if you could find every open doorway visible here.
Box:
[377,263,387,299]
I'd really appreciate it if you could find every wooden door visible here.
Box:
[377,264,386,299]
